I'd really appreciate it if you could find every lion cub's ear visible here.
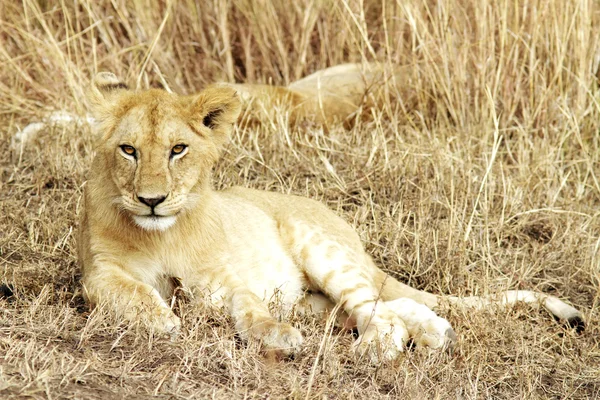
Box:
[88,72,129,119]
[187,86,241,144]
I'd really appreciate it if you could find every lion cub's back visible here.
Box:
[220,186,363,251]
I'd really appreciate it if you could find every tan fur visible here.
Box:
[79,68,583,363]
[220,63,409,127]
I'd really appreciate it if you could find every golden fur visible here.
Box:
[79,67,583,362]
[222,63,409,126]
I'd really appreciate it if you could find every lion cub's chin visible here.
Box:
[132,215,177,231]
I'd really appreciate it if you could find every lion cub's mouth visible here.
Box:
[132,214,177,231]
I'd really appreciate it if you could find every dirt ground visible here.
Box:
[1,1,599,399]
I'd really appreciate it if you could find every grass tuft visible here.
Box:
[1,0,599,398]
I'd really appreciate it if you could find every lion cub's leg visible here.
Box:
[83,264,181,334]
[280,220,408,362]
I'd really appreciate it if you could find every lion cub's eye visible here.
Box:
[120,145,136,158]
[170,144,187,158]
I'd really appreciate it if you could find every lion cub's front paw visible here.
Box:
[254,320,303,357]
[150,307,181,337]
[352,316,409,363]
[123,305,181,338]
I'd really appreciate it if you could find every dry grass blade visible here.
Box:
[1,0,599,399]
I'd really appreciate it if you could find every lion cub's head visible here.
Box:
[89,73,241,231]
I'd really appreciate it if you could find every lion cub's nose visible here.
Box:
[138,196,166,208]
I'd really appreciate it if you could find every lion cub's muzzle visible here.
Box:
[131,193,179,231]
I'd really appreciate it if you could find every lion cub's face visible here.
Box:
[90,73,241,231]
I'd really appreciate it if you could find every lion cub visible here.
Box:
[79,72,583,362]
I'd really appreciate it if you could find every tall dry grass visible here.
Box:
[1,0,599,398]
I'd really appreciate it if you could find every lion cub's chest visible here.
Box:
[164,198,307,308]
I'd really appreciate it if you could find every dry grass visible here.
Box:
[1,0,600,398]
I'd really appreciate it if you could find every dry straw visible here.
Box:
[1,0,599,398]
